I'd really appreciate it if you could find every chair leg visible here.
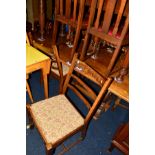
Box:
[52,20,59,45]
[26,103,34,129]
[108,142,115,152]
[45,147,55,155]
[80,33,91,61]
[91,37,101,59]
[81,127,87,140]
[26,80,33,103]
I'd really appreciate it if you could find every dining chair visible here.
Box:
[26,53,112,155]
[52,0,90,62]
[108,122,129,155]
[27,32,69,93]
[80,0,129,76]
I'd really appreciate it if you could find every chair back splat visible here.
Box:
[27,53,112,155]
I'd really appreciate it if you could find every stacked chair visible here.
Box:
[80,0,129,77]
[52,0,90,62]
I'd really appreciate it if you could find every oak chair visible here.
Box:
[80,0,129,76]
[52,0,90,62]
[27,32,69,93]
[108,123,129,155]
[27,53,112,155]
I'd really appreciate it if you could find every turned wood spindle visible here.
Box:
[115,48,129,83]
[38,0,46,41]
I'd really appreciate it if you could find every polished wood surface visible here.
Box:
[26,44,51,98]
[94,73,128,119]
[80,0,129,77]
[109,75,129,102]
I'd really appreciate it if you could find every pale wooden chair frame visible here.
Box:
[27,53,112,155]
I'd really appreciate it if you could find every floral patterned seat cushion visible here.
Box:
[30,95,84,145]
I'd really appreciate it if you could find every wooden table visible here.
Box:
[26,44,51,98]
[94,74,129,119]
[109,75,129,103]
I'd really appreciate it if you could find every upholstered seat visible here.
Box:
[51,62,69,76]
[30,94,84,145]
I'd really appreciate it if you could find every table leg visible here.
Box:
[43,73,48,98]
[38,0,46,41]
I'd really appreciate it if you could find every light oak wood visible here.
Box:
[26,44,51,98]
[109,75,129,103]
[27,53,113,155]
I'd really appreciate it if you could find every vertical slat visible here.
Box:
[87,0,98,28]
[62,53,78,94]
[102,0,117,33]
[94,0,104,28]
[112,0,127,36]
[60,0,63,15]
[65,0,71,18]
[55,0,60,15]
[73,0,78,21]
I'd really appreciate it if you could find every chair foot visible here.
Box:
[45,148,55,155]
[80,128,87,140]
[108,143,115,152]
[26,103,34,129]
[26,123,34,129]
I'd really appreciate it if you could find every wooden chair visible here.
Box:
[108,123,129,155]
[80,0,129,76]
[52,0,90,62]
[26,53,112,155]
[27,32,69,93]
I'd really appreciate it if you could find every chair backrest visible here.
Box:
[62,53,112,125]
[88,0,129,43]
[55,0,86,23]
[80,0,129,75]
